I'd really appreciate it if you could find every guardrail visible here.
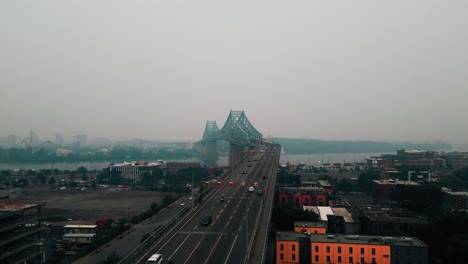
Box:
[117,185,214,264]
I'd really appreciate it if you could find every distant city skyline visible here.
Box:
[2,1,468,144]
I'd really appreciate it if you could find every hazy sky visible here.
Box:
[2,1,468,143]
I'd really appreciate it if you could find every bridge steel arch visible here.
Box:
[199,110,263,168]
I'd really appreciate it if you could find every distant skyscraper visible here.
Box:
[94,137,112,147]
[31,131,39,146]
[73,134,87,147]
[55,134,64,145]
[6,135,17,148]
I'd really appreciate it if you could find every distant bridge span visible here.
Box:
[198,110,263,167]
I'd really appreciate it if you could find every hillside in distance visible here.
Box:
[274,138,452,154]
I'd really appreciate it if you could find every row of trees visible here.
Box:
[0,146,197,163]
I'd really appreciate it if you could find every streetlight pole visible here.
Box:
[191,167,194,210]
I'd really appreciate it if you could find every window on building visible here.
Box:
[349,257,353,263]
[372,258,376,264]
[280,254,284,260]
[383,255,389,258]
[292,254,295,261]
[327,246,330,253]
[338,246,341,253]
[315,255,319,262]
[280,244,284,250]
[338,256,342,263]
[361,257,364,263]
[327,256,330,262]
[315,245,319,252]
[372,248,375,255]
[292,244,296,251]
[361,248,364,254]
[349,247,353,253]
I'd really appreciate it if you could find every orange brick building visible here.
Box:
[276,232,427,264]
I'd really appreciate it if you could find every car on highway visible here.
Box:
[257,189,263,195]
[248,186,255,192]
[261,175,267,179]
[242,171,247,174]
[146,253,163,264]
[200,215,212,225]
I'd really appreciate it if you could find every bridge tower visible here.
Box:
[200,111,263,169]
[204,141,218,165]
[228,143,246,170]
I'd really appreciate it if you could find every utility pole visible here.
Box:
[191,168,194,209]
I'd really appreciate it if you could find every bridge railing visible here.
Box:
[117,185,214,264]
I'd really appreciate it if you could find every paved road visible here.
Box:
[74,195,194,264]
[140,146,280,264]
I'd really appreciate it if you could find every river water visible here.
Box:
[0,153,386,171]
[2,144,465,171]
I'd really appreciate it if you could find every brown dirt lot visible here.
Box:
[1,185,178,221]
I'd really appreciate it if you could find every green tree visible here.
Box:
[150,202,160,213]
[25,169,36,177]
[48,177,56,185]
[77,166,88,174]
[100,252,121,264]
[358,169,380,193]
[213,169,223,177]
[81,174,89,181]
[337,178,353,192]
[36,173,47,184]
[163,195,176,206]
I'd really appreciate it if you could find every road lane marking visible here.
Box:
[224,234,239,264]
[178,231,225,235]
[194,225,198,230]
[204,232,224,264]
[184,240,201,264]
[169,233,191,260]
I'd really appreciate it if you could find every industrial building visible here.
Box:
[109,160,165,183]
[0,201,46,264]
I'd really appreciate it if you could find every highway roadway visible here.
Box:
[141,145,280,264]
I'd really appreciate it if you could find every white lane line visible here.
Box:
[169,233,191,260]
[224,234,239,264]
[194,225,198,230]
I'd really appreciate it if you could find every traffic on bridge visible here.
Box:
[139,145,281,264]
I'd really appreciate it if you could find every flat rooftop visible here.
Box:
[372,180,420,186]
[276,232,427,247]
[294,221,326,228]
[0,202,44,212]
[309,234,427,247]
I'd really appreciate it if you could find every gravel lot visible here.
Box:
[1,185,176,221]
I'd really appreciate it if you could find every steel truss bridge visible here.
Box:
[198,110,263,167]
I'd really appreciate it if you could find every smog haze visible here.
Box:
[2,1,468,143]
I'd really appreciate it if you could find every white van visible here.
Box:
[248,186,255,192]
[146,253,163,264]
